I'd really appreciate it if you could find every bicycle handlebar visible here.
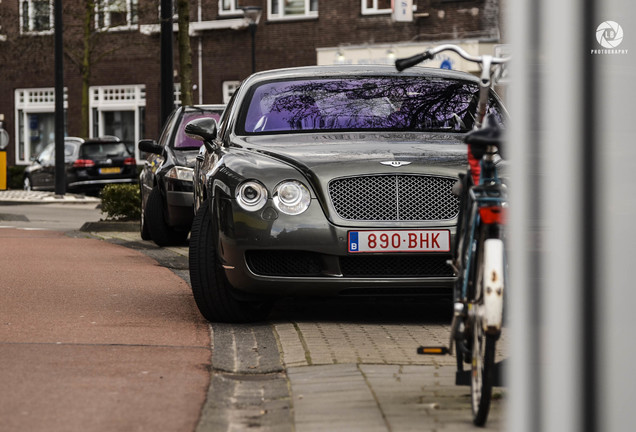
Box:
[395,44,510,71]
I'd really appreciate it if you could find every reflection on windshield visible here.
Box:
[242,77,504,134]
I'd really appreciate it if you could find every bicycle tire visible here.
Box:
[471,326,497,426]
[470,224,501,426]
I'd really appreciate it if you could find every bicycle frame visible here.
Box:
[398,44,509,426]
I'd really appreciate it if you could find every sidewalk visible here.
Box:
[95,230,508,431]
[0,189,101,204]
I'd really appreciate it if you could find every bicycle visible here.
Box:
[395,45,510,426]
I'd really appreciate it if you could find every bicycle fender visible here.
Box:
[482,238,504,332]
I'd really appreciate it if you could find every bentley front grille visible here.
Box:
[328,175,459,221]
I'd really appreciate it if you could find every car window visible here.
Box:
[37,144,54,164]
[158,110,181,148]
[239,77,505,135]
[64,143,77,157]
[174,111,223,149]
[79,142,130,159]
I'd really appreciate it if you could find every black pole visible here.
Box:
[249,22,256,74]
[160,0,174,127]
[54,0,65,196]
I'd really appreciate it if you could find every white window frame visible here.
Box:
[268,0,318,21]
[218,0,241,16]
[19,0,54,35]
[222,81,240,104]
[89,85,146,163]
[361,0,392,15]
[174,83,182,107]
[14,88,68,165]
[95,0,139,31]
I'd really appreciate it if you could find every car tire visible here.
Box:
[189,198,273,323]
[23,176,32,191]
[139,187,152,241]
[146,186,188,246]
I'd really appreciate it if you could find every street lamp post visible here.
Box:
[242,6,262,74]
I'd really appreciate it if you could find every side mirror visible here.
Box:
[185,118,218,152]
[138,139,163,156]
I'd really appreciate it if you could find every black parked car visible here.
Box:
[23,136,137,194]
[186,65,508,323]
[138,105,225,246]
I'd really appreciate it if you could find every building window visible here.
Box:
[222,81,240,104]
[219,0,241,16]
[14,88,68,165]
[361,0,391,15]
[268,0,318,20]
[174,83,182,107]
[89,85,146,162]
[95,0,139,30]
[20,0,53,34]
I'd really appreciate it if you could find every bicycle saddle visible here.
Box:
[463,115,504,157]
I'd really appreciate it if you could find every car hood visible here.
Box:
[235,132,467,179]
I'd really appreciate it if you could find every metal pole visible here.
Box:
[54,0,66,196]
[160,0,174,127]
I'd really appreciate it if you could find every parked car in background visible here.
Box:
[23,136,137,195]
[185,65,509,323]
[138,105,225,246]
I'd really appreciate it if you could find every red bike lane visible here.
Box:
[0,228,210,432]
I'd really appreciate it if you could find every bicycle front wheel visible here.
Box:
[471,320,497,426]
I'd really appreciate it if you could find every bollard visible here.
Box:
[0,123,8,191]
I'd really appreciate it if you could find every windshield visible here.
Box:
[240,76,505,134]
[175,111,223,149]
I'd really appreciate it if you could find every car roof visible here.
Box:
[243,64,480,85]
[182,104,225,114]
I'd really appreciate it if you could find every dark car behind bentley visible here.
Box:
[186,65,508,323]
[138,105,224,246]
[23,136,137,194]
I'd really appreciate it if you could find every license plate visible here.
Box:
[99,167,122,174]
[348,230,451,253]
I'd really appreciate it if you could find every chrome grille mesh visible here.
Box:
[328,175,458,221]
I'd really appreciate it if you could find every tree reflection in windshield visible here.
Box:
[242,77,504,134]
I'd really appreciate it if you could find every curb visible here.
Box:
[80,220,139,232]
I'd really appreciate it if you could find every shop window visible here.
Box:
[90,85,146,162]
[14,88,67,165]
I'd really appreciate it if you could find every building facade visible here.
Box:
[0,0,502,167]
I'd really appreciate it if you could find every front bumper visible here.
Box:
[216,198,457,297]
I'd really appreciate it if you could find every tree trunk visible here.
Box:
[80,0,95,138]
[177,0,193,106]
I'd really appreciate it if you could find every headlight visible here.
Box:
[236,180,268,211]
[273,180,311,215]
[166,166,194,182]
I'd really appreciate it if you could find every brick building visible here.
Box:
[0,0,502,168]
